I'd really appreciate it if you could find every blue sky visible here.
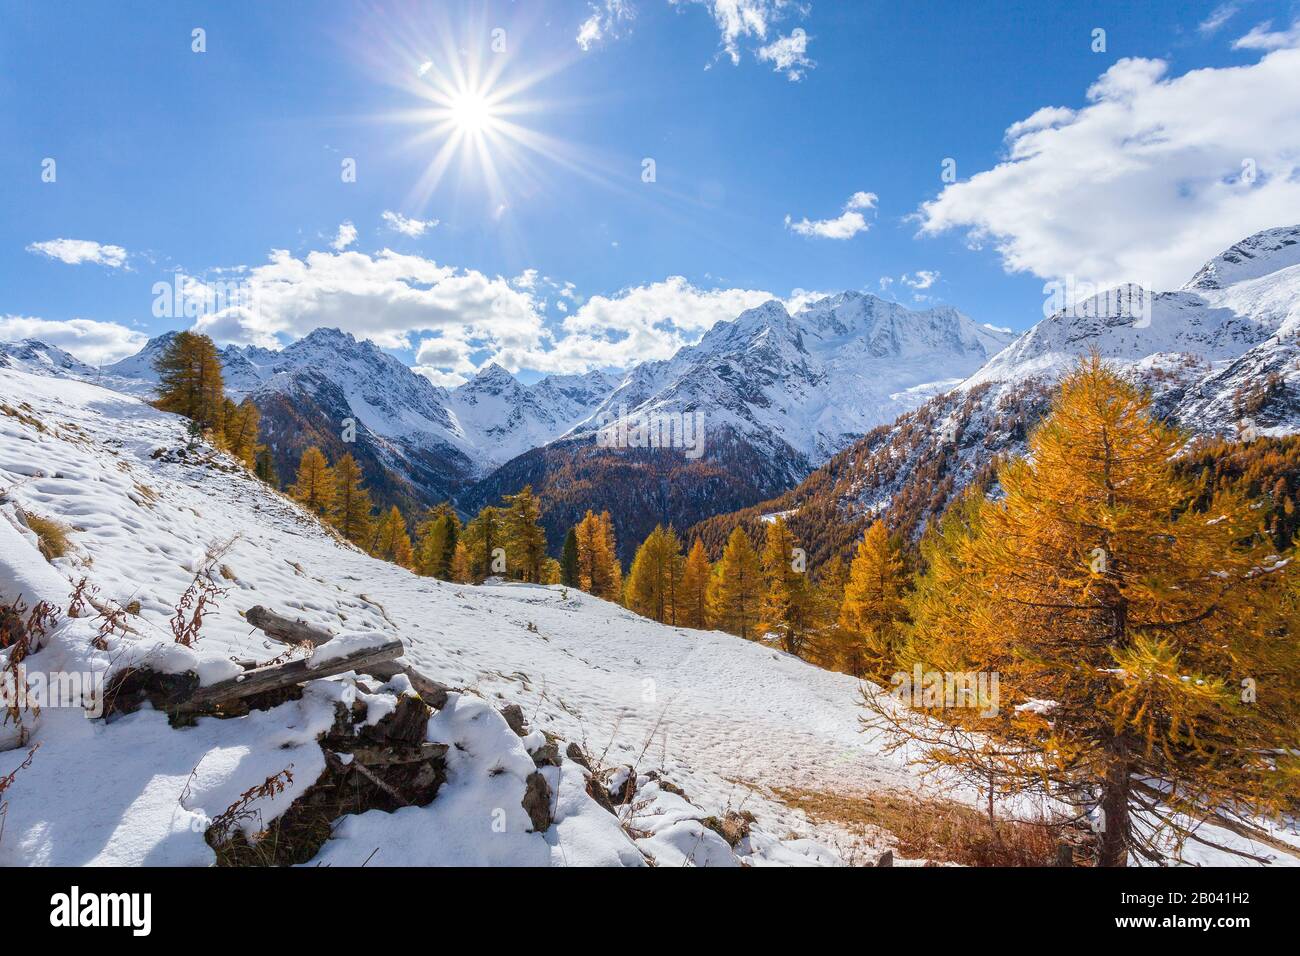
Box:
[3,0,1300,383]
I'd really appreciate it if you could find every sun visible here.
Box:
[360,7,624,216]
[448,90,495,135]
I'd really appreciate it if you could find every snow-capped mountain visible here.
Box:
[966,225,1300,428]
[572,293,1014,477]
[447,363,617,469]
[460,294,1015,560]
[0,339,103,380]
[698,225,1300,559]
[12,291,1009,528]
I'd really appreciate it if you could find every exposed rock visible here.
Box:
[875,849,894,867]
[607,766,637,805]
[368,693,432,745]
[531,741,561,768]
[210,692,446,866]
[103,667,201,719]
[521,771,552,832]
[500,703,528,736]
[565,741,591,770]
[645,770,687,798]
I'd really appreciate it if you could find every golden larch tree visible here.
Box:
[759,517,812,654]
[839,521,910,678]
[708,526,763,640]
[679,538,712,629]
[289,446,334,517]
[897,356,1299,867]
[329,452,373,545]
[154,331,226,431]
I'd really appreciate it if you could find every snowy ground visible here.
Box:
[0,367,1295,867]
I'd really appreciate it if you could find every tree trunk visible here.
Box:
[1098,738,1131,867]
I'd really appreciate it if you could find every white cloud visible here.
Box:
[1233,20,1300,51]
[330,221,357,251]
[901,270,940,290]
[679,0,803,66]
[178,247,818,383]
[189,248,549,373]
[587,1,814,75]
[27,238,128,268]
[917,46,1300,292]
[382,210,439,237]
[785,191,877,239]
[577,0,635,50]
[1199,3,1239,34]
[0,315,147,365]
[757,27,814,81]
[505,276,778,374]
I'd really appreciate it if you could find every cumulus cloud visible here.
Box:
[175,247,822,383]
[382,210,439,237]
[0,315,147,365]
[901,270,940,290]
[785,191,878,239]
[27,238,128,268]
[330,221,357,251]
[512,276,776,373]
[577,0,635,50]
[189,248,548,376]
[917,45,1300,292]
[757,27,814,80]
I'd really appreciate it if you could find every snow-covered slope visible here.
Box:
[0,367,909,866]
[2,366,1293,867]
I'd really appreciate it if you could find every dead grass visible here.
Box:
[25,514,71,560]
[773,786,1081,867]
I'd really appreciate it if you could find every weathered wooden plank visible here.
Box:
[175,637,403,712]
[244,605,335,646]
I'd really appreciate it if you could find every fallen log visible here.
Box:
[244,604,451,707]
[244,605,335,646]
[174,636,403,713]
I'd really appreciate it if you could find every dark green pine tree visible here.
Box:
[254,447,279,487]
[561,526,580,587]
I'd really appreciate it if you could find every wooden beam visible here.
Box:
[244,605,335,646]
[174,637,403,713]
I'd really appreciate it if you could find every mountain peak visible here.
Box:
[1184,225,1300,291]
[298,327,358,348]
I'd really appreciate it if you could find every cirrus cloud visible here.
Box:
[382,210,439,237]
